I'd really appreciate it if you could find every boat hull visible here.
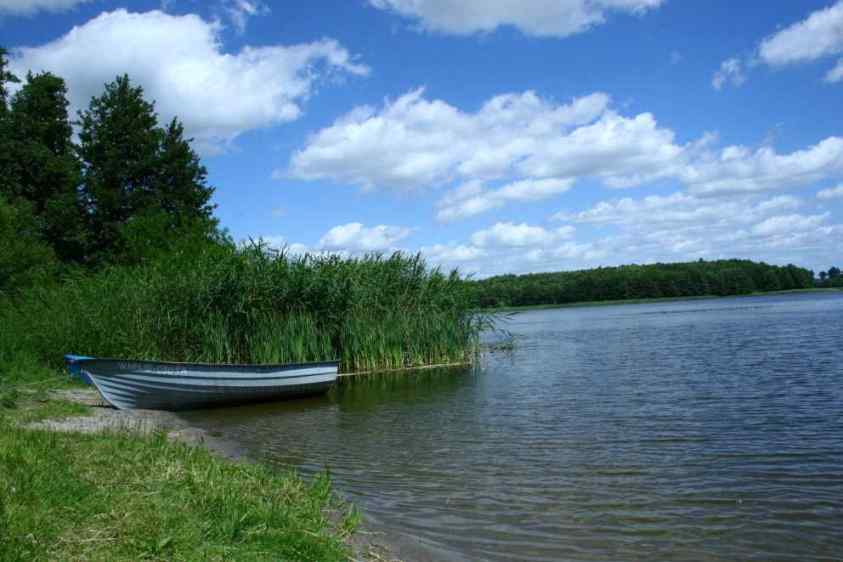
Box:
[77,359,339,411]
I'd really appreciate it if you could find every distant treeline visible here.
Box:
[817,266,843,288]
[470,259,817,308]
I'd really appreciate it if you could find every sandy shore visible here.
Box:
[28,388,249,461]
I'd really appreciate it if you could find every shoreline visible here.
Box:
[13,386,415,562]
[479,287,843,313]
[28,388,250,462]
[339,361,471,377]
[6,360,477,561]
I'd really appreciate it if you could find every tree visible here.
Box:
[7,72,84,262]
[761,268,781,291]
[154,118,215,226]
[470,259,816,307]
[0,195,58,296]
[77,75,216,265]
[829,266,841,279]
[0,47,20,197]
[0,47,18,112]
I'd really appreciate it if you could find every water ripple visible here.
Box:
[183,292,843,562]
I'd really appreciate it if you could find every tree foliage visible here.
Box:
[470,259,818,308]
[817,266,843,288]
[6,71,85,262]
[0,195,58,296]
[77,75,216,265]
[0,47,18,111]
[0,47,20,198]
[0,49,219,279]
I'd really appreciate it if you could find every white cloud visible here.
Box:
[0,0,91,15]
[289,89,687,194]
[682,137,843,195]
[262,191,841,278]
[730,1,843,84]
[446,221,843,276]
[712,58,745,90]
[427,191,841,277]
[717,2,843,87]
[257,222,414,256]
[437,178,573,221]
[417,225,596,276]
[826,58,843,82]
[420,243,486,262]
[249,236,312,257]
[759,1,843,66]
[751,213,829,236]
[223,0,269,33]
[318,222,413,251]
[290,87,843,203]
[554,192,839,268]
[818,184,843,199]
[470,222,574,247]
[514,111,685,187]
[418,236,609,277]
[10,10,368,153]
[561,192,803,227]
[254,235,289,249]
[290,89,610,190]
[369,0,664,38]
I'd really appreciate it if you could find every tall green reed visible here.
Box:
[0,243,483,376]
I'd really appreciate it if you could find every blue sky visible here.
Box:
[4,0,843,276]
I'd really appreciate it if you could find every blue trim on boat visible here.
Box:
[64,354,94,385]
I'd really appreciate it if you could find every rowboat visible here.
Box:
[71,358,340,411]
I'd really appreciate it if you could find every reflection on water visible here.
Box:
[182,292,843,562]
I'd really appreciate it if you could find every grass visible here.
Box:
[0,396,357,562]
[0,244,484,383]
[481,287,843,313]
[0,244,482,560]
[11,398,90,424]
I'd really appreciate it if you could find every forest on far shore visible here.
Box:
[470,259,840,309]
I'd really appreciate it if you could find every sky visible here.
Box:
[3,0,843,277]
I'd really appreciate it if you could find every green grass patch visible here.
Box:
[0,418,353,561]
[8,399,91,424]
[0,356,88,422]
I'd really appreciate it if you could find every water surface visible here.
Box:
[183,292,843,561]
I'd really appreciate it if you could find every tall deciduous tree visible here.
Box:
[77,75,216,265]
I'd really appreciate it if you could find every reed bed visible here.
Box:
[0,244,483,377]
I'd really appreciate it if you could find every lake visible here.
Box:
[182,292,843,561]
